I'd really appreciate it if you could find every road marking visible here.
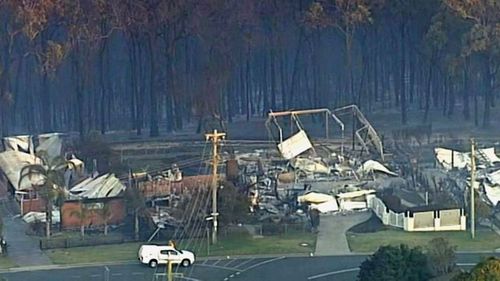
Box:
[177,277,202,281]
[224,278,228,281]
[195,263,240,272]
[305,263,485,280]
[132,272,144,275]
[111,273,123,276]
[230,274,234,277]
[233,258,255,269]
[242,256,285,272]
[308,268,359,280]
[71,275,81,279]
[90,274,100,278]
[224,259,238,267]
[212,259,222,266]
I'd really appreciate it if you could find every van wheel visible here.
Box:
[149,259,158,268]
[181,259,191,267]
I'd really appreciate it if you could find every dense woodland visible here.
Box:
[0,0,498,138]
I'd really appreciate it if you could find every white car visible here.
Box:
[138,245,195,268]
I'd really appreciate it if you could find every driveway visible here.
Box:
[1,198,52,266]
[315,211,371,256]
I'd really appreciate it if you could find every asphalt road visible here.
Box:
[1,253,499,281]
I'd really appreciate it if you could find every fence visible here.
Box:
[369,196,404,229]
[368,195,465,232]
[40,234,128,250]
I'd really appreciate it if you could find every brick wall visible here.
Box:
[138,175,212,198]
[21,197,46,215]
[61,197,125,230]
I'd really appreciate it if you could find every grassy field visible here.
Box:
[45,242,144,264]
[45,232,316,265]
[347,228,500,252]
[0,256,17,269]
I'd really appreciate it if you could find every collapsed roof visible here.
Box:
[37,133,63,160]
[357,160,398,177]
[483,182,500,206]
[277,130,313,160]
[0,150,44,191]
[298,192,335,204]
[291,157,330,174]
[3,135,34,154]
[23,210,61,224]
[435,147,470,171]
[69,173,125,199]
[0,134,77,192]
[435,147,500,171]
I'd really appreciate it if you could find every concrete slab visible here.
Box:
[314,211,371,256]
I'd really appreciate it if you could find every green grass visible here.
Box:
[347,228,500,252]
[45,232,316,265]
[45,242,144,264]
[0,256,17,269]
[192,232,316,257]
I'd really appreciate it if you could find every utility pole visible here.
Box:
[205,129,225,244]
[470,138,476,239]
[167,240,174,281]
[167,259,172,281]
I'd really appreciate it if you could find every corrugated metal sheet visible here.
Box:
[0,151,43,190]
[69,173,125,199]
[37,133,63,160]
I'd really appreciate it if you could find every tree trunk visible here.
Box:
[262,53,269,116]
[409,47,415,104]
[70,45,85,138]
[99,40,107,135]
[482,57,492,127]
[40,33,52,132]
[164,52,174,133]
[148,35,159,137]
[400,22,407,124]
[423,57,433,123]
[279,49,287,110]
[447,75,455,117]
[463,57,470,120]
[289,30,304,108]
[245,55,251,121]
[270,48,277,111]
[136,40,144,135]
[128,36,138,133]
[345,31,354,102]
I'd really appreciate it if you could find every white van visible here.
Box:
[138,245,195,268]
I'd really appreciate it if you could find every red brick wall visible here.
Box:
[21,198,46,215]
[61,198,125,230]
[138,175,212,198]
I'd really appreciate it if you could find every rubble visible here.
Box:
[277,130,313,160]
[23,210,61,224]
[298,192,335,204]
[69,173,125,199]
[357,160,397,177]
[237,105,406,227]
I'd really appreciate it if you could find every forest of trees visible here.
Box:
[0,0,498,138]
